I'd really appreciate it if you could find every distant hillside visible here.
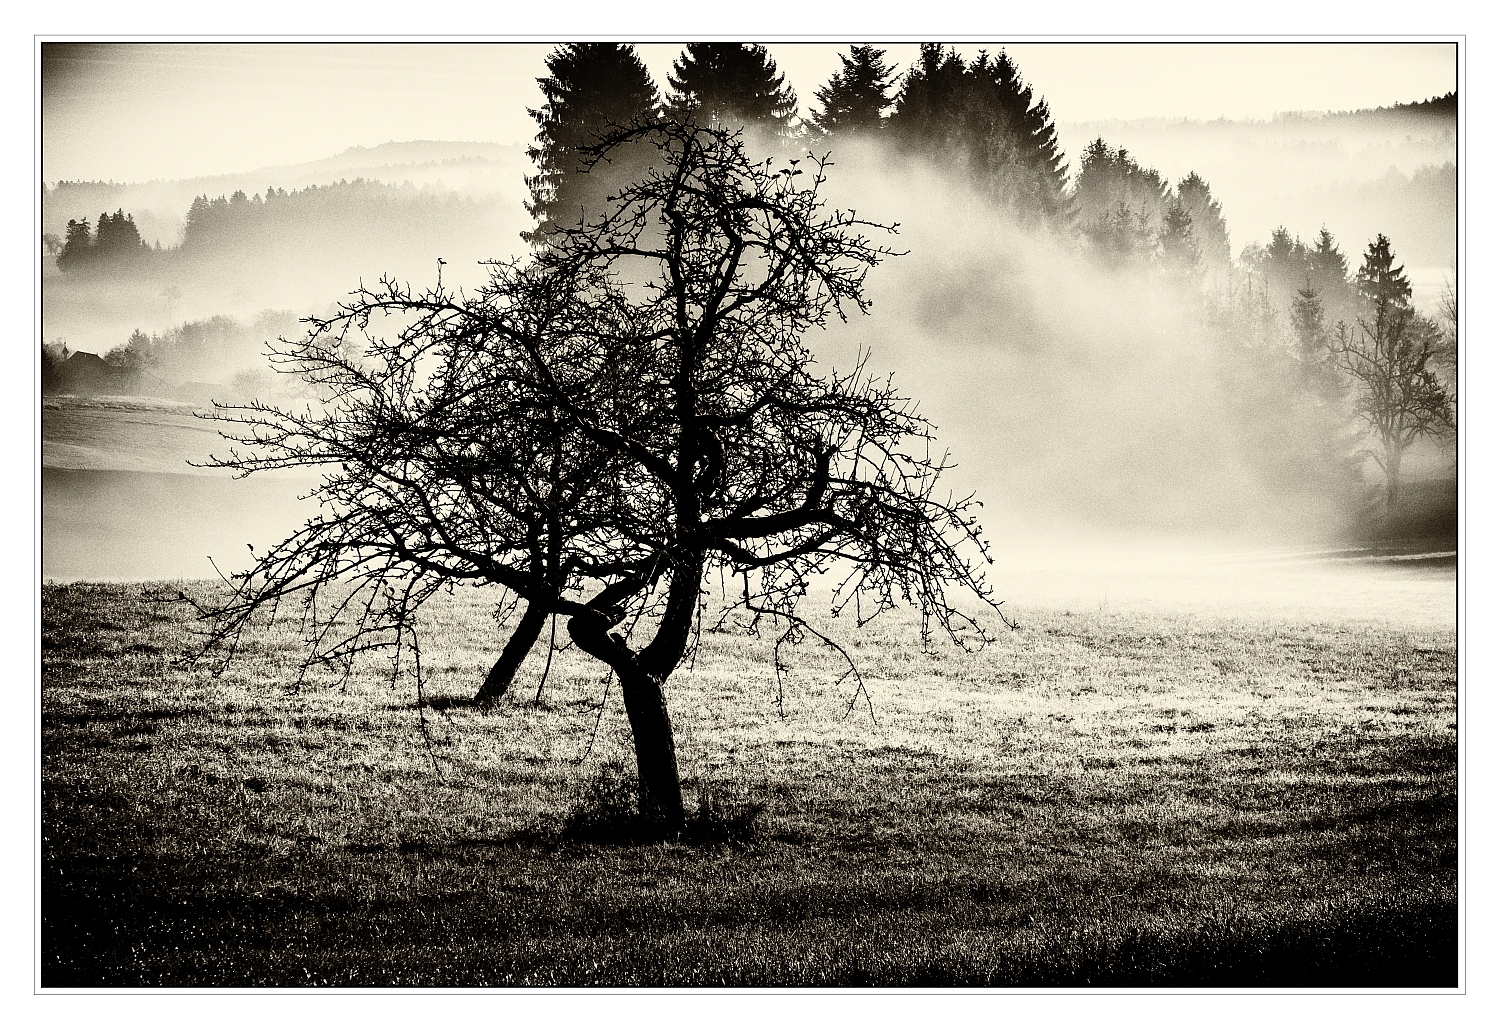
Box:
[44,140,531,246]
[1056,92,1458,271]
[1277,91,1458,122]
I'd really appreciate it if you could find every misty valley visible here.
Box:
[40,43,1457,988]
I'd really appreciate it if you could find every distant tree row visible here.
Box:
[180,179,483,252]
[43,310,301,397]
[54,209,154,270]
[50,179,494,272]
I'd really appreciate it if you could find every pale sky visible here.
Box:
[41,41,1457,184]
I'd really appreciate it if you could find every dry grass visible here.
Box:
[41,581,1456,986]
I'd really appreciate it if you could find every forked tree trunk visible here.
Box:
[564,591,692,835]
[473,602,549,706]
[617,663,686,832]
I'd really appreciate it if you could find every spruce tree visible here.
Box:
[524,43,660,245]
[968,50,1070,221]
[1291,279,1327,357]
[1354,233,1413,311]
[1307,227,1355,327]
[56,216,93,271]
[808,44,896,136]
[887,43,970,151]
[1173,172,1230,268]
[665,43,798,138]
[889,45,1069,223]
[1071,139,1169,261]
[1157,199,1200,275]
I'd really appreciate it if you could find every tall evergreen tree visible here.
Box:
[1173,172,1230,268]
[1156,198,1200,276]
[888,45,1069,222]
[1071,138,1169,261]
[1306,227,1355,327]
[808,44,896,137]
[886,43,970,151]
[665,44,798,138]
[1354,233,1413,311]
[524,44,660,244]
[967,50,1070,221]
[56,216,92,271]
[1291,279,1327,357]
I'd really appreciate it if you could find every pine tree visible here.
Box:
[1354,233,1412,311]
[56,217,93,271]
[524,43,660,244]
[1071,139,1169,262]
[665,43,798,138]
[1307,227,1355,327]
[888,45,1069,222]
[1157,198,1200,275]
[808,44,896,137]
[1173,172,1230,268]
[968,50,1070,221]
[887,43,970,151]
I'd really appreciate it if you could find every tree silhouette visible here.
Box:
[1332,235,1452,512]
[887,43,969,151]
[808,45,896,137]
[1156,198,1201,276]
[56,217,92,271]
[1071,138,1169,262]
[665,44,799,138]
[1173,172,1230,269]
[1353,232,1413,309]
[967,50,1070,222]
[198,121,1008,832]
[889,45,1069,223]
[524,43,660,245]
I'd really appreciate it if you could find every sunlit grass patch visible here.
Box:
[42,581,1456,986]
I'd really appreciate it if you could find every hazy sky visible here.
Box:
[42,41,1457,184]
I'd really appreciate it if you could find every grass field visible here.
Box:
[41,580,1457,987]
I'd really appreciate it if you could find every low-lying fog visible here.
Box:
[41,113,1457,629]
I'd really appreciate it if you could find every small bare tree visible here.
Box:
[1331,299,1452,513]
[198,121,1008,833]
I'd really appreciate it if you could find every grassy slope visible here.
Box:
[41,583,1456,987]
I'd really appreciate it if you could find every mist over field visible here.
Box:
[40,67,1458,620]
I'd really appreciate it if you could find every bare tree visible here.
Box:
[1331,299,1452,513]
[198,121,1008,833]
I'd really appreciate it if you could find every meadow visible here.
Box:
[41,579,1457,987]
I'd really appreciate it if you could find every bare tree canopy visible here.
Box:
[1331,235,1453,511]
[197,120,1008,832]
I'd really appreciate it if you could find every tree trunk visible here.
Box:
[617,663,686,833]
[564,576,693,835]
[1386,444,1404,516]
[473,602,549,706]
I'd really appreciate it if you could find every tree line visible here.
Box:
[47,178,496,272]
[51,209,155,270]
[522,43,1454,513]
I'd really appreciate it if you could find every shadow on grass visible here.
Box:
[860,899,1458,988]
[560,760,767,848]
[42,845,1456,987]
